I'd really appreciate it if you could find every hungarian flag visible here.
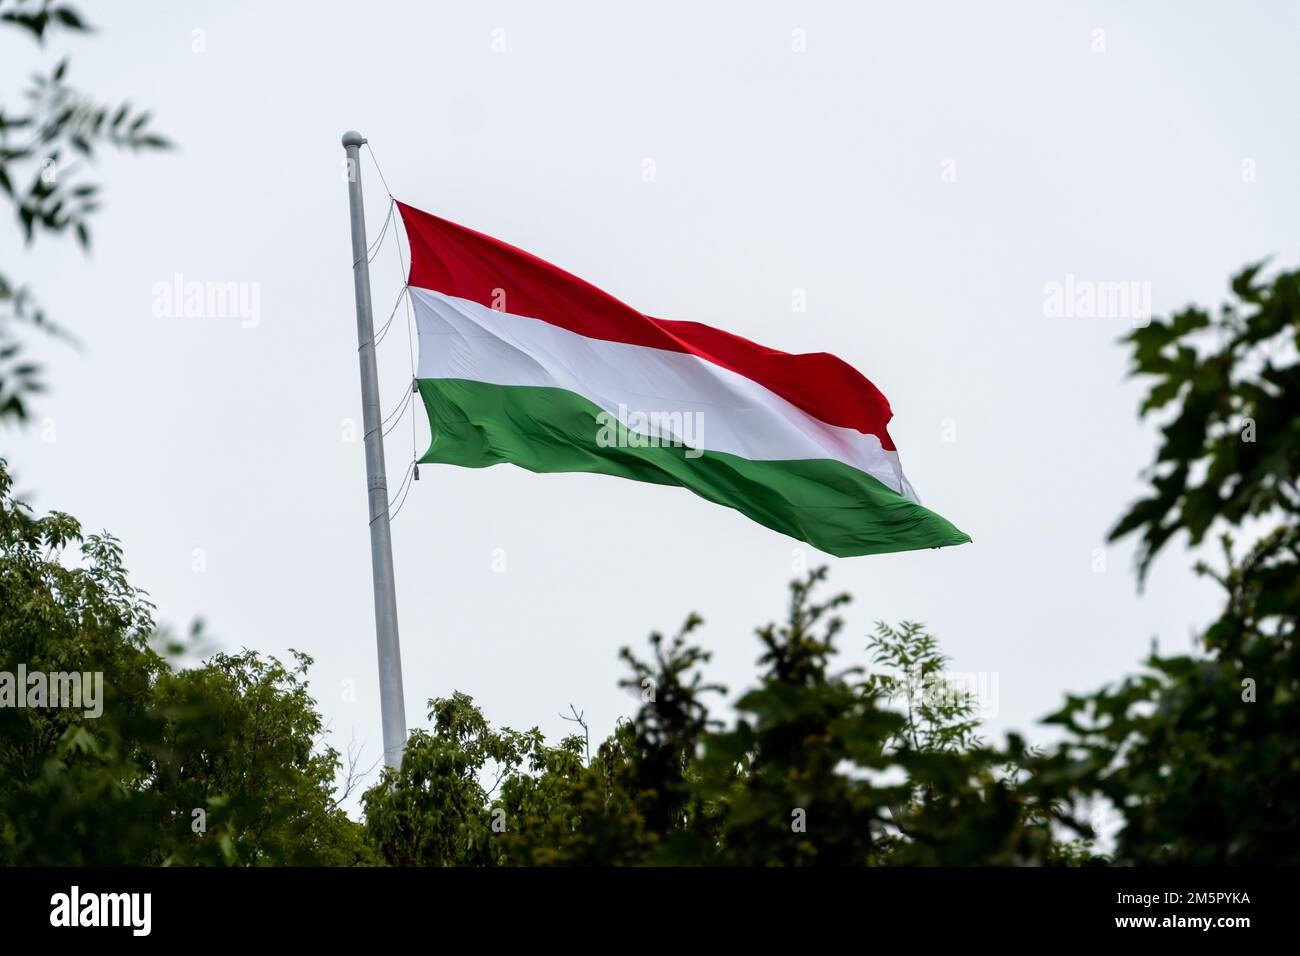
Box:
[397,202,969,557]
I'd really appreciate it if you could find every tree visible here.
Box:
[0,0,167,423]
[365,569,1062,866]
[1034,263,1300,864]
[0,457,374,864]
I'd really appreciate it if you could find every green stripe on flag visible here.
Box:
[417,378,970,558]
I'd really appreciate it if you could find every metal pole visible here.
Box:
[342,130,407,770]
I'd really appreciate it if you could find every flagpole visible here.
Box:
[342,130,407,770]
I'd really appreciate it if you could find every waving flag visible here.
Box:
[397,201,969,557]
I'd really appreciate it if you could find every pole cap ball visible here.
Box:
[341,130,367,148]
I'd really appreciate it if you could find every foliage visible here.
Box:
[0,458,373,864]
[868,620,980,754]
[1109,263,1300,582]
[366,570,1062,866]
[0,0,168,423]
[361,691,549,866]
[1035,264,1300,864]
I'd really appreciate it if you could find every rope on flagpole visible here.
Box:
[365,142,395,200]
[362,139,422,487]
[366,209,394,264]
[382,385,415,436]
[369,142,421,470]
[352,198,394,268]
[387,459,417,522]
[373,285,409,348]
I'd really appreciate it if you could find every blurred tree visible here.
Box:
[1036,263,1300,864]
[1110,262,1300,583]
[0,0,167,423]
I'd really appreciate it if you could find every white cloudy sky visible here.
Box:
[3,1,1297,793]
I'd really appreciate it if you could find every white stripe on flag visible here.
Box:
[410,287,914,499]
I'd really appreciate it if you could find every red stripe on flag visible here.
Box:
[397,201,897,449]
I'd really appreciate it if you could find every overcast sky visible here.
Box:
[4,1,1297,797]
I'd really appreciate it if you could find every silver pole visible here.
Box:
[342,130,407,770]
